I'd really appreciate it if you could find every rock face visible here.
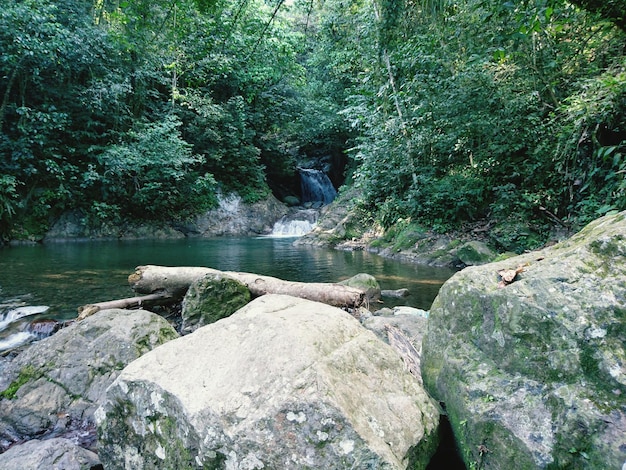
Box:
[422,211,626,469]
[0,309,178,452]
[181,272,251,334]
[97,294,440,469]
[45,210,185,240]
[0,437,100,470]
[45,194,288,240]
[179,193,288,236]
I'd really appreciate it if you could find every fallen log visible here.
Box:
[77,292,174,321]
[128,265,366,309]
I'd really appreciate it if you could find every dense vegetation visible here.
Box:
[0,0,624,251]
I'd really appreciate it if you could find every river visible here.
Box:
[0,237,455,351]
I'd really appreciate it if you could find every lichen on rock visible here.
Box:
[422,211,626,469]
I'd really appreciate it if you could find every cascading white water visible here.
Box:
[269,208,319,237]
[0,305,49,352]
[270,219,316,237]
[0,305,49,331]
[0,331,35,351]
[299,168,337,204]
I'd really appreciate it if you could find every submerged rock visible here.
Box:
[422,211,626,469]
[381,288,411,299]
[97,294,440,469]
[0,308,178,452]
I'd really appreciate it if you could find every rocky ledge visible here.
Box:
[43,193,288,242]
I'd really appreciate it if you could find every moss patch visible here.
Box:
[0,365,42,400]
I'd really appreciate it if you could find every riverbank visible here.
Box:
[4,185,572,274]
[295,186,574,269]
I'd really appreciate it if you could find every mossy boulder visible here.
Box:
[422,211,626,469]
[96,295,440,469]
[283,195,300,207]
[455,240,496,266]
[0,309,178,452]
[181,272,251,334]
[339,273,381,303]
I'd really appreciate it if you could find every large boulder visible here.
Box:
[0,309,178,452]
[181,272,251,334]
[96,294,440,469]
[422,211,626,469]
[0,437,100,470]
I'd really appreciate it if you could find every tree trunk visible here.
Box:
[77,292,174,321]
[128,265,366,309]
[0,56,25,132]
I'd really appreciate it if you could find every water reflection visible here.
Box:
[0,238,455,321]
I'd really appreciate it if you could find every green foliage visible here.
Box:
[0,175,20,238]
[0,0,624,249]
[379,219,427,251]
[555,61,626,223]
[329,0,625,249]
[88,115,217,221]
[0,0,314,237]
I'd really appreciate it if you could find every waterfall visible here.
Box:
[299,169,337,204]
[269,208,318,237]
[270,219,316,237]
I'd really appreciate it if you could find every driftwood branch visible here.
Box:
[77,292,173,321]
[386,325,422,384]
[128,265,366,309]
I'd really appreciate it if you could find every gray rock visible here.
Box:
[96,294,440,469]
[363,313,428,350]
[181,272,251,334]
[422,211,626,469]
[46,194,289,240]
[381,288,410,299]
[189,193,289,236]
[45,210,185,240]
[0,309,178,451]
[0,437,100,470]
[373,307,395,316]
[393,306,428,318]
[283,195,300,207]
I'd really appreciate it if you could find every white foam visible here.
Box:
[0,331,35,352]
[0,306,49,331]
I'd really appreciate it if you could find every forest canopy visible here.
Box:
[0,0,624,251]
